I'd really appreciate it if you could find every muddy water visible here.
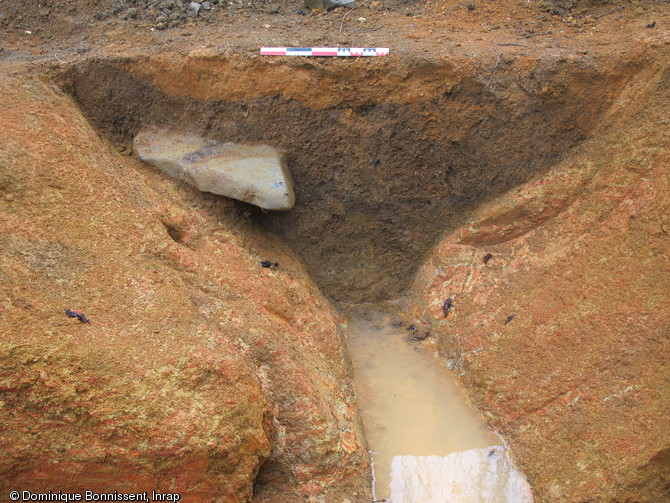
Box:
[345,305,533,502]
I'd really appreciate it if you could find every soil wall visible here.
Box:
[0,73,370,502]
[62,51,637,304]
[407,53,670,502]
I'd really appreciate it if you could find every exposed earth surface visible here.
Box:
[1,0,669,502]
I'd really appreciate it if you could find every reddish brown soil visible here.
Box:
[0,75,369,502]
[407,67,670,500]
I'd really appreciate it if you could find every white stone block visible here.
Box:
[133,129,295,210]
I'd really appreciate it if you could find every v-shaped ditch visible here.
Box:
[60,53,632,305]
[57,52,634,501]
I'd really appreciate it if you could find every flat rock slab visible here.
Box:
[134,129,295,210]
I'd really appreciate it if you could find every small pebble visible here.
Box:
[409,329,429,341]
[189,2,201,16]
[442,297,454,317]
[65,309,89,323]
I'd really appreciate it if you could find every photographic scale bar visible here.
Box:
[260,47,390,57]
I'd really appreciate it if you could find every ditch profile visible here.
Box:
[53,49,662,502]
[60,52,635,305]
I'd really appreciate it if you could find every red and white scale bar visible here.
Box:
[261,47,389,57]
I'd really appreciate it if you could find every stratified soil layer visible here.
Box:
[61,51,636,305]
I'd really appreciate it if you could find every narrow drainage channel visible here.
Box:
[345,304,533,503]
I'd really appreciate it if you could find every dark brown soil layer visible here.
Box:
[61,52,634,303]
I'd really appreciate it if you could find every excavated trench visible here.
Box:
[60,54,633,305]
[58,53,637,500]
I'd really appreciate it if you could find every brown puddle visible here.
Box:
[345,304,533,502]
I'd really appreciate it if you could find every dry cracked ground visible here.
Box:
[0,0,669,502]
